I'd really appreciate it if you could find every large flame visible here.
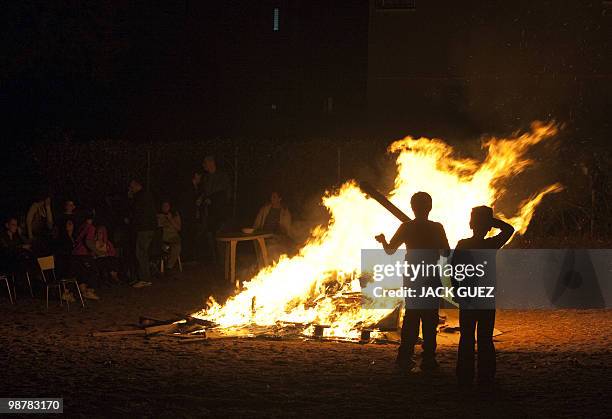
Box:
[193,122,562,338]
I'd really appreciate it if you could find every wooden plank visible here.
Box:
[163,333,207,339]
[178,338,209,344]
[359,181,411,222]
[138,316,166,327]
[144,323,178,335]
[93,329,146,337]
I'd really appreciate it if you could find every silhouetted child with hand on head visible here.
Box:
[453,206,514,386]
[375,192,450,372]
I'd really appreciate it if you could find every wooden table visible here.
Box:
[216,232,273,284]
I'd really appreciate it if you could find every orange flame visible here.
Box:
[193,122,562,338]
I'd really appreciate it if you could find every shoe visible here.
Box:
[83,289,100,300]
[396,353,416,371]
[421,357,439,371]
[132,281,152,288]
[61,290,76,303]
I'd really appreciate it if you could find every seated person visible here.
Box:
[93,225,121,283]
[53,219,76,279]
[53,199,79,239]
[157,201,182,273]
[253,191,294,261]
[0,217,35,278]
[71,212,100,300]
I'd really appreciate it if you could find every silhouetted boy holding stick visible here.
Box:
[375,192,450,371]
[453,206,514,385]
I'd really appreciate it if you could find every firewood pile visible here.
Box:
[91,304,412,344]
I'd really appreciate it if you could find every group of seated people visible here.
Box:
[0,208,120,302]
[0,196,185,302]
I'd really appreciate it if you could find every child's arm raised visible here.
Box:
[488,218,515,249]
[375,223,407,255]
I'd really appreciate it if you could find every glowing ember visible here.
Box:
[192,122,562,339]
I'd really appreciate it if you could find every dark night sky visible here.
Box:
[367,0,612,140]
[2,1,369,142]
[3,1,610,143]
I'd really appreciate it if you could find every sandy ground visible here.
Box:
[1,264,610,418]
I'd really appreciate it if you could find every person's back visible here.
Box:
[375,192,449,371]
[453,205,514,386]
[398,218,449,265]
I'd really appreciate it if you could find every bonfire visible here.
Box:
[192,122,562,340]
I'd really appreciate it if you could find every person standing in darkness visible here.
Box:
[26,193,53,254]
[181,171,204,262]
[127,178,156,288]
[201,156,230,263]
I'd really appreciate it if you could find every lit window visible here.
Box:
[273,8,280,31]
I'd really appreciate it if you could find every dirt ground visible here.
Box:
[1,265,610,418]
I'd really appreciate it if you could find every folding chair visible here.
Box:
[37,256,85,310]
[1,274,14,304]
[160,251,183,274]
[12,271,33,298]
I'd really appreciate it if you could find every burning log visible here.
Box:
[360,329,372,342]
[313,325,330,338]
[370,305,402,331]
[358,181,411,222]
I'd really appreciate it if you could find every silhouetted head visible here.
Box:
[35,191,50,204]
[64,200,76,214]
[161,201,172,214]
[83,209,95,225]
[470,206,494,238]
[65,219,74,236]
[202,156,216,174]
[128,178,143,194]
[270,191,282,208]
[4,217,18,234]
[95,225,108,241]
[192,171,202,184]
[410,192,432,219]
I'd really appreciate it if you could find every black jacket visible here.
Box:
[130,190,157,232]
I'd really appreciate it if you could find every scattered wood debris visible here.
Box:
[93,329,146,337]
[93,315,208,339]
